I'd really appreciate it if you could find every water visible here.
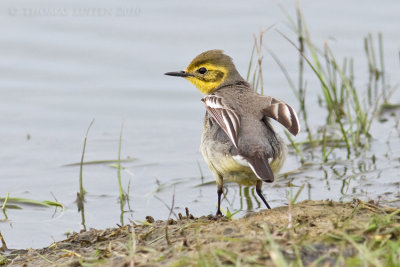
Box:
[0,0,399,248]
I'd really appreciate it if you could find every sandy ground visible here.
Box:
[1,199,399,266]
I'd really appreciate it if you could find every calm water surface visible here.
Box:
[0,0,400,248]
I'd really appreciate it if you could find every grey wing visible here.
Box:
[201,95,240,148]
[202,95,277,183]
[262,96,300,136]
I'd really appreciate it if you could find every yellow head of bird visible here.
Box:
[165,50,243,95]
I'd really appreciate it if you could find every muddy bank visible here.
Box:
[2,200,399,266]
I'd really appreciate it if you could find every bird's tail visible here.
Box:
[246,156,274,183]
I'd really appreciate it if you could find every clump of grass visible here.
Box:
[250,4,398,164]
[67,120,134,227]
[326,206,400,266]
[219,206,240,219]
[285,5,396,158]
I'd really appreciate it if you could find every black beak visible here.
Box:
[164,71,190,77]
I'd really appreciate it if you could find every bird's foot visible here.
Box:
[207,210,224,221]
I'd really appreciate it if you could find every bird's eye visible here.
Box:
[198,67,207,74]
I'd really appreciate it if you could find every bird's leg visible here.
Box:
[256,180,271,209]
[216,185,223,216]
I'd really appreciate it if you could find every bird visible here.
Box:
[165,50,299,216]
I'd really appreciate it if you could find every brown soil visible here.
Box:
[1,200,397,266]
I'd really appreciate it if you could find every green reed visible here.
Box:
[1,192,64,223]
[77,119,94,231]
[117,120,130,226]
